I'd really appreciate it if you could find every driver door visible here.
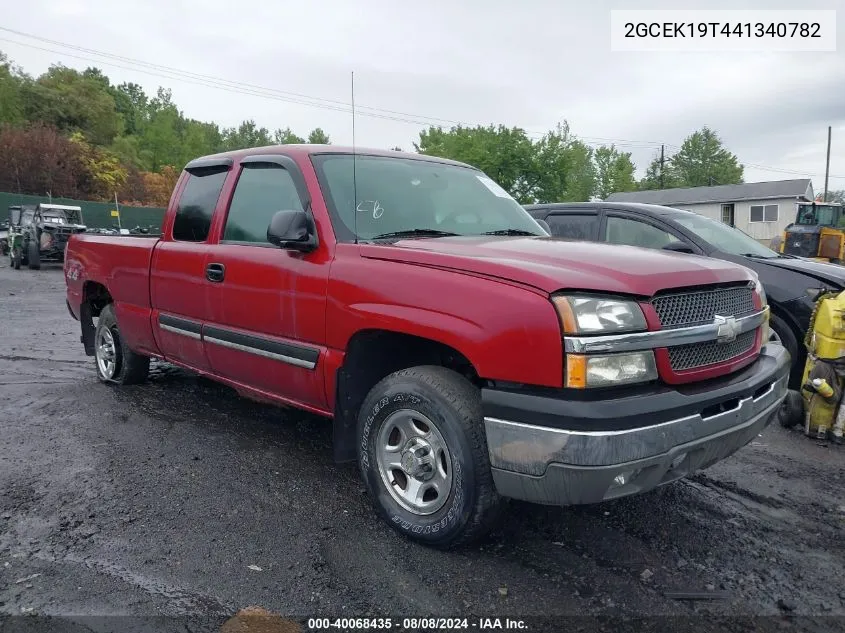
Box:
[203,156,327,409]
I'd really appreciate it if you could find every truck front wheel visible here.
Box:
[94,304,150,385]
[357,366,503,549]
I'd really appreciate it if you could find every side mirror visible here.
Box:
[535,219,551,235]
[267,209,316,252]
[662,241,694,254]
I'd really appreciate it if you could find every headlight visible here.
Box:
[565,351,658,389]
[553,295,647,334]
[753,279,767,308]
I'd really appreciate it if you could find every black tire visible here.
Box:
[778,390,805,428]
[357,366,503,549]
[93,304,150,385]
[769,313,800,378]
[27,239,40,270]
[12,248,21,270]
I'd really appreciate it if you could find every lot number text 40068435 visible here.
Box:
[307,617,528,630]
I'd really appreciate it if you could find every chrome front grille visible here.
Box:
[652,285,755,329]
[668,330,757,372]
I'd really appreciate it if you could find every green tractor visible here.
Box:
[7,205,30,270]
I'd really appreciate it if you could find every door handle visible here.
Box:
[206,262,225,283]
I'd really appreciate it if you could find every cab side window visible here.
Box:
[604,216,676,249]
[172,166,228,242]
[545,213,598,240]
[223,164,303,244]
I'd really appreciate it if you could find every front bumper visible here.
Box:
[482,343,790,506]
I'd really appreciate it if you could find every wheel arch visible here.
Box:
[80,281,114,356]
[332,328,481,463]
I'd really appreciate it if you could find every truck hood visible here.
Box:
[360,236,755,296]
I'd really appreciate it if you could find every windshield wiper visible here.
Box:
[481,229,538,236]
[740,253,779,259]
[369,228,460,240]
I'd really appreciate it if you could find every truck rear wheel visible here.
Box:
[27,240,40,270]
[94,304,150,385]
[357,366,503,549]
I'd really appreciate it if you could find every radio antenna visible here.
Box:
[351,70,358,245]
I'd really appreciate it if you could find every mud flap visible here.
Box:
[80,301,95,356]
[333,368,357,463]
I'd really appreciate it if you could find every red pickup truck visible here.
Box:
[64,145,790,548]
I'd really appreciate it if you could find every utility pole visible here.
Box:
[659,144,665,189]
[823,125,831,202]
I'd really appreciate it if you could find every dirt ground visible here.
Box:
[1,259,844,633]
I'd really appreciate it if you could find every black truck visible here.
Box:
[526,201,845,387]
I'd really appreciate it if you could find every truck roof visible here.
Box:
[184,144,477,171]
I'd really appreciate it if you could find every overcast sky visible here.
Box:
[2,0,843,191]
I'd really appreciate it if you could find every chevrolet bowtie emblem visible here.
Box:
[714,314,740,344]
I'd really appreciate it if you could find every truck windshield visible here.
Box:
[311,154,546,242]
[669,213,779,259]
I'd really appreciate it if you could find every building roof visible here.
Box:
[605,179,813,205]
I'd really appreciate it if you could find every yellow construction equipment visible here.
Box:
[780,288,845,442]
[779,202,845,263]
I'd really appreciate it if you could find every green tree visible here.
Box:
[415,121,599,204]
[307,127,330,144]
[113,82,149,136]
[221,119,272,151]
[109,134,150,169]
[593,145,637,199]
[416,124,536,202]
[22,64,122,145]
[638,150,682,190]
[526,122,595,203]
[670,126,743,187]
[274,127,305,144]
[179,119,221,165]
[139,91,181,170]
[0,51,27,125]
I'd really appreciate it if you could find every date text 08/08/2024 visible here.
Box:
[307,617,528,630]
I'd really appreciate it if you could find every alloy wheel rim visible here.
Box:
[375,409,454,516]
[96,327,117,379]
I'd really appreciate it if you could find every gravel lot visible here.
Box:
[1,259,844,632]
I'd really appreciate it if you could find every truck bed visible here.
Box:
[65,234,162,356]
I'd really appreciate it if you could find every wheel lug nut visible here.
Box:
[411,445,429,457]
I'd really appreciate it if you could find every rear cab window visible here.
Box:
[172,166,229,242]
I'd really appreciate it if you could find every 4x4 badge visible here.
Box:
[714,315,740,344]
